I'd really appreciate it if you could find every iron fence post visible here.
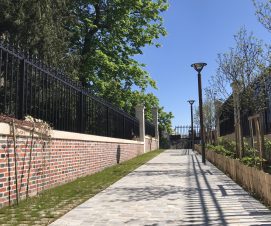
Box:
[18,59,25,119]
[123,115,125,139]
[78,91,84,133]
[106,107,109,137]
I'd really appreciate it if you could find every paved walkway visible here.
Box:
[51,150,271,226]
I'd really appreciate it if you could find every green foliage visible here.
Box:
[71,0,169,92]
[241,155,262,168]
[210,137,269,169]
[218,137,236,157]
[0,0,173,130]
[253,0,271,32]
[0,0,77,76]
[159,137,170,149]
[158,107,174,134]
[264,137,271,155]
[207,143,235,157]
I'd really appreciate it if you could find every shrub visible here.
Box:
[206,143,235,158]
[264,138,271,160]
[159,137,170,149]
[217,138,236,157]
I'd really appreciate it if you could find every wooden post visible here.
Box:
[249,114,265,170]
[254,116,263,169]
[231,81,243,158]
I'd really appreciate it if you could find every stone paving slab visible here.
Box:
[50,149,271,226]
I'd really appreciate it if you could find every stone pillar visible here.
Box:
[231,81,243,158]
[152,107,159,149]
[135,105,145,151]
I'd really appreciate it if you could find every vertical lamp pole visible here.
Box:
[191,62,207,164]
[188,100,195,151]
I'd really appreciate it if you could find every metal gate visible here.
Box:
[170,126,201,149]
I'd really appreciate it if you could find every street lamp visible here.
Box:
[188,100,195,151]
[191,62,207,164]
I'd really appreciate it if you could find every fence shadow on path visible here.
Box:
[181,153,271,226]
[81,149,271,225]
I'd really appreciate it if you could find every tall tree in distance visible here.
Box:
[209,27,267,114]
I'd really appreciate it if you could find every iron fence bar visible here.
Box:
[15,56,19,118]
[10,53,14,115]
[4,51,8,113]
[18,59,25,119]
[26,60,135,121]
[123,115,125,139]
[45,70,48,122]
[106,107,109,137]
[0,43,141,139]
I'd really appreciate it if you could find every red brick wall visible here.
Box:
[0,134,144,207]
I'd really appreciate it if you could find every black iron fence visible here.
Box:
[219,105,271,137]
[219,117,235,136]
[145,120,155,137]
[0,42,149,140]
[174,125,200,139]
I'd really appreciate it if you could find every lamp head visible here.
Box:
[191,62,207,73]
[188,100,195,105]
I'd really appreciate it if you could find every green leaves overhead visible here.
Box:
[0,0,173,133]
[73,0,168,91]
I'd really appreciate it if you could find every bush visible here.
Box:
[208,137,270,172]
[216,138,236,157]
[241,155,262,168]
[159,137,170,149]
[218,138,236,153]
[206,143,235,158]
[264,138,271,160]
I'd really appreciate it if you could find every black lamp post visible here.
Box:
[191,62,207,164]
[188,100,195,151]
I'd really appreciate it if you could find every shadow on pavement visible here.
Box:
[181,153,271,226]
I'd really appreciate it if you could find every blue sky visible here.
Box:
[135,0,271,129]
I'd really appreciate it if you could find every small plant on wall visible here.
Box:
[0,114,52,206]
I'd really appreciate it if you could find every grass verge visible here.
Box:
[0,149,164,226]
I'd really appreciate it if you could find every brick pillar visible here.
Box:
[135,105,145,152]
[152,107,159,149]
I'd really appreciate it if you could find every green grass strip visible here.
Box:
[0,149,164,226]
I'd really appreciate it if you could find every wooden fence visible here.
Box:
[195,145,271,207]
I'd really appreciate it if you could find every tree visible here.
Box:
[0,0,174,133]
[0,0,78,75]
[194,89,216,132]
[209,27,267,114]
[158,107,173,149]
[253,0,271,32]
[69,0,167,92]
[158,107,173,134]
[69,0,171,127]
